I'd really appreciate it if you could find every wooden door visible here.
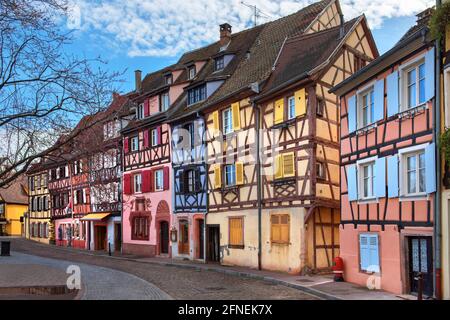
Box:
[95,226,107,251]
[160,221,169,254]
[178,220,189,255]
[198,219,204,259]
[207,225,220,263]
[409,237,433,297]
[114,223,122,252]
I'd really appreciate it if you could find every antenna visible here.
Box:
[240,1,272,27]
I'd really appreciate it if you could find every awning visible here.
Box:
[80,213,111,221]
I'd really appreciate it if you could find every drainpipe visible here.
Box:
[254,101,262,270]
[434,0,443,300]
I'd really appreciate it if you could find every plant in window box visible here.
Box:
[430,3,449,42]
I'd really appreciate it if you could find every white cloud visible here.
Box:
[68,0,435,58]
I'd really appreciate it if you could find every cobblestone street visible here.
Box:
[1,238,320,300]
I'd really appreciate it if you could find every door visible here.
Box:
[408,237,433,297]
[178,220,189,255]
[198,219,204,260]
[95,226,107,251]
[160,221,169,254]
[207,225,220,263]
[114,223,122,252]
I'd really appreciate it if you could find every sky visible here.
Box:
[64,0,436,93]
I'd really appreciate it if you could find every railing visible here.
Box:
[90,166,120,183]
[91,202,122,213]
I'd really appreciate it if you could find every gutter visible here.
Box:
[434,0,442,300]
[254,100,262,270]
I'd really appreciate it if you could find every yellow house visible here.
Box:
[0,175,28,236]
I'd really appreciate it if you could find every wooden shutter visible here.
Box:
[347,94,357,133]
[271,215,289,244]
[142,170,151,193]
[214,165,222,189]
[157,126,162,145]
[123,174,132,195]
[195,169,201,192]
[368,234,380,272]
[347,164,358,201]
[387,71,399,117]
[375,157,386,198]
[178,170,185,194]
[274,99,284,124]
[148,170,154,192]
[235,162,244,185]
[280,215,289,243]
[124,137,129,153]
[144,99,150,117]
[229,217,243,247]
[163,166,170,190]
[359,234,370,271]
[231,102,241,131]
[143,130,149,148]
[425,143,436,194]
[282,152,295,178]
[274,155,283,180]
[373,79,384,123]
[212,111,220,133]
[387,155,399,198]
[271,215,281,242]
[295,88,306,117]
[425,47,435,102]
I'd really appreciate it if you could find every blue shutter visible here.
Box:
[348,94,357,134]
[425,47,435,102]
[359,234,370,271]
[388,155,399,198]
[374,79,384,122]
[347,164,358,201]
[426,143,436,194]
[368,235,380,273]
[375,157,386,198]
[387,71,399,117]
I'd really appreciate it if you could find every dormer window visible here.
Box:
[137,103,145,119]
[165,74,173,85]
[160,92,170,112]
[214,56,225,71]
[188,66,196,80]
[188,85,207,105]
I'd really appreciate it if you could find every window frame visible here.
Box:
[356,156,377,201]
[359,233,380,273]
[131,136,139,152]
[188,66,196,80]
[214,56,225,71]
[224,164,236,187]
[398,143,428,198]
[187,85,207,105]
[287,96,296,120]
[133,173,142,194]
[222,107,233,135]
[160,92,170,112]
[132,216,149,241]
[400,56,427,111]
[151,129,158,147]
[357,84,375,129]
[270,214,290,245]
[137,103,145,119]
[154,169,164,192]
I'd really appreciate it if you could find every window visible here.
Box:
[287,96,296,120]
[271,214,289,244]
[188,66,196,80]
[132,216,149,240]
[214,56,225,71]
[403,61,426,109]
[165,74,172,85]
[317,98,325,117]
[151,129,158,146]
[354,55,366,72]
[225,164,236,187]
[185,169,197,193]
[274,152,295,180]
[222,108,233,135]
[134,174,142,194]
[154,169,164,191]
[359,233,380,273]
[358,87,375,128]
[30,177,35,191]
[405,151,426,195]
[187,85,207,105]
[228,217,244,248]
[160,92,170,111]
[73,161,82,175]
[316,162,326,180]
[360,162,375,199]
[137,103,145,119]
[51,169,57,181]
[131,136,139,152]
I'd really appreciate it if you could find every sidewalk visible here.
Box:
[12,238,403,300]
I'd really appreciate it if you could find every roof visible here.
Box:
[0,174,28,205]
[330,9,434,96]
[259,17,361,97]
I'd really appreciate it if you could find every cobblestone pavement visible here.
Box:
[0,251,172,300]
[7,238,319,300]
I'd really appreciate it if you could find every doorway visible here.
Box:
[198,219,204,260]
[178,220,189,255]
[114,223,122,252]
[94,226,107,251]
[160,221,169,255]
[207,225,220,263]
[408,236,433,297]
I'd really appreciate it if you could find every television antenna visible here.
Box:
[240,1,272,27]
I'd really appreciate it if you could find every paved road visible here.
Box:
[6,238,319,300]
[0,251,172,300]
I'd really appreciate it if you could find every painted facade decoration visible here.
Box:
[331,10,437,296]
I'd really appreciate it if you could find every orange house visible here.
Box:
[331,10,437,297]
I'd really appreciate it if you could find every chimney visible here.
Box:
[339,13,345,39]
[220,23,232,47]
[416,8,435,26]
[134,70,142,92]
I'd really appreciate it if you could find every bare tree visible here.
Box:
[0,0,123,187]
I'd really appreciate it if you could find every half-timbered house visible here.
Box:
[331,10,437,296]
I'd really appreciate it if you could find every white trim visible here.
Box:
[356,155,378,166]
[399,54,426,111]
[398,144,428,198]
[398,143,429,155]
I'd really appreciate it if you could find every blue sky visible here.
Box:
[65,1,433,93]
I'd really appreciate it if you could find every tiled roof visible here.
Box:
[0,174,28,205]
[261,18,361,94]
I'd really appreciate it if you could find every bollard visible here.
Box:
[1,241,11,256]
[108,242,111,256]
[415,272,423,301]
